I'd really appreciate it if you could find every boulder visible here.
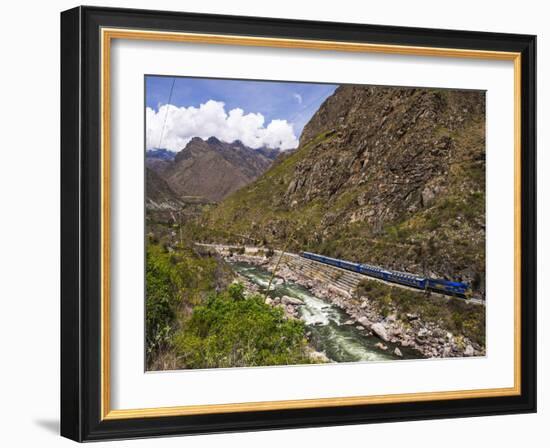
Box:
[375,342,388,351]
[281,295,304,306]
[417,328,429,337]
[464,345,475,357]
[371,323,389,341]
[394,347,403,357]
[415,335,427,345]
[358,316,371,327]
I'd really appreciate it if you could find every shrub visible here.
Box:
[145,242,225,369]
[173,283,312,368]
[145,245,181,364]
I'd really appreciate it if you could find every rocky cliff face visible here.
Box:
[204,85,486,295]
[164,137,277,202]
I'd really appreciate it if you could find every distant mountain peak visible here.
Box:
[146,148,176,161]
[165,136,278,202]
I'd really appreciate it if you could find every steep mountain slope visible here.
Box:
[165,137,277,202]
[146,148,176,174]
[203,85,486,295]
[145,167,180,210]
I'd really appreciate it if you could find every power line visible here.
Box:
[157,77,176,149]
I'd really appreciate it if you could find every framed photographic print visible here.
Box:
[60,6,537,442]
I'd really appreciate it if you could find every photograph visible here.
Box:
[144,76,487,371]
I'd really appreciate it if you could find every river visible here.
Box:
[231,262,420,363]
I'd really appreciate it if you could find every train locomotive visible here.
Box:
[300,251,469,297]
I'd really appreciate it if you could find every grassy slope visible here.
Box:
[202,131,336,246]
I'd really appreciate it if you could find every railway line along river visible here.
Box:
[231,261,421,363]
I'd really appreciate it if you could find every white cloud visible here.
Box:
[146,100,298,151]
[293,93,303,104]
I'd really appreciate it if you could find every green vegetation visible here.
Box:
[356,279,485,346]
[173,284,313,369]
[145,245,181,365]
[145,228,313,370]
[145,240,228,369]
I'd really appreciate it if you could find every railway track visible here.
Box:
[195,243,485,306]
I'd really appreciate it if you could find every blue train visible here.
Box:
[300,251,469,297]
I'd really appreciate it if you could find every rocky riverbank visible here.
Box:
[231,265,330,363]
[226,252,484,359]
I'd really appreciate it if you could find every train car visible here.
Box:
[385,270,426,289]
[300,251,469,298]
[358,263,392,282]
[302,252,362,273]
[426,278,469,295]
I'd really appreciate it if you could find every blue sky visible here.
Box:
[145,76,337,151]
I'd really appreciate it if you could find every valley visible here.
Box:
[144,83,486,371]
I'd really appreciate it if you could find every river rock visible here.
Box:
[309,350,330,363]
[265,297,273,306]
[281,295,304,306]
[394,347,403,357]
[371,323,389,341]
[418,328,429,337]
[464,345,475,356]
[415,335,427,345]
[358,316,371,327]
[392,326,403,337]
[375,342,388,351]
[356,325,365,330]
